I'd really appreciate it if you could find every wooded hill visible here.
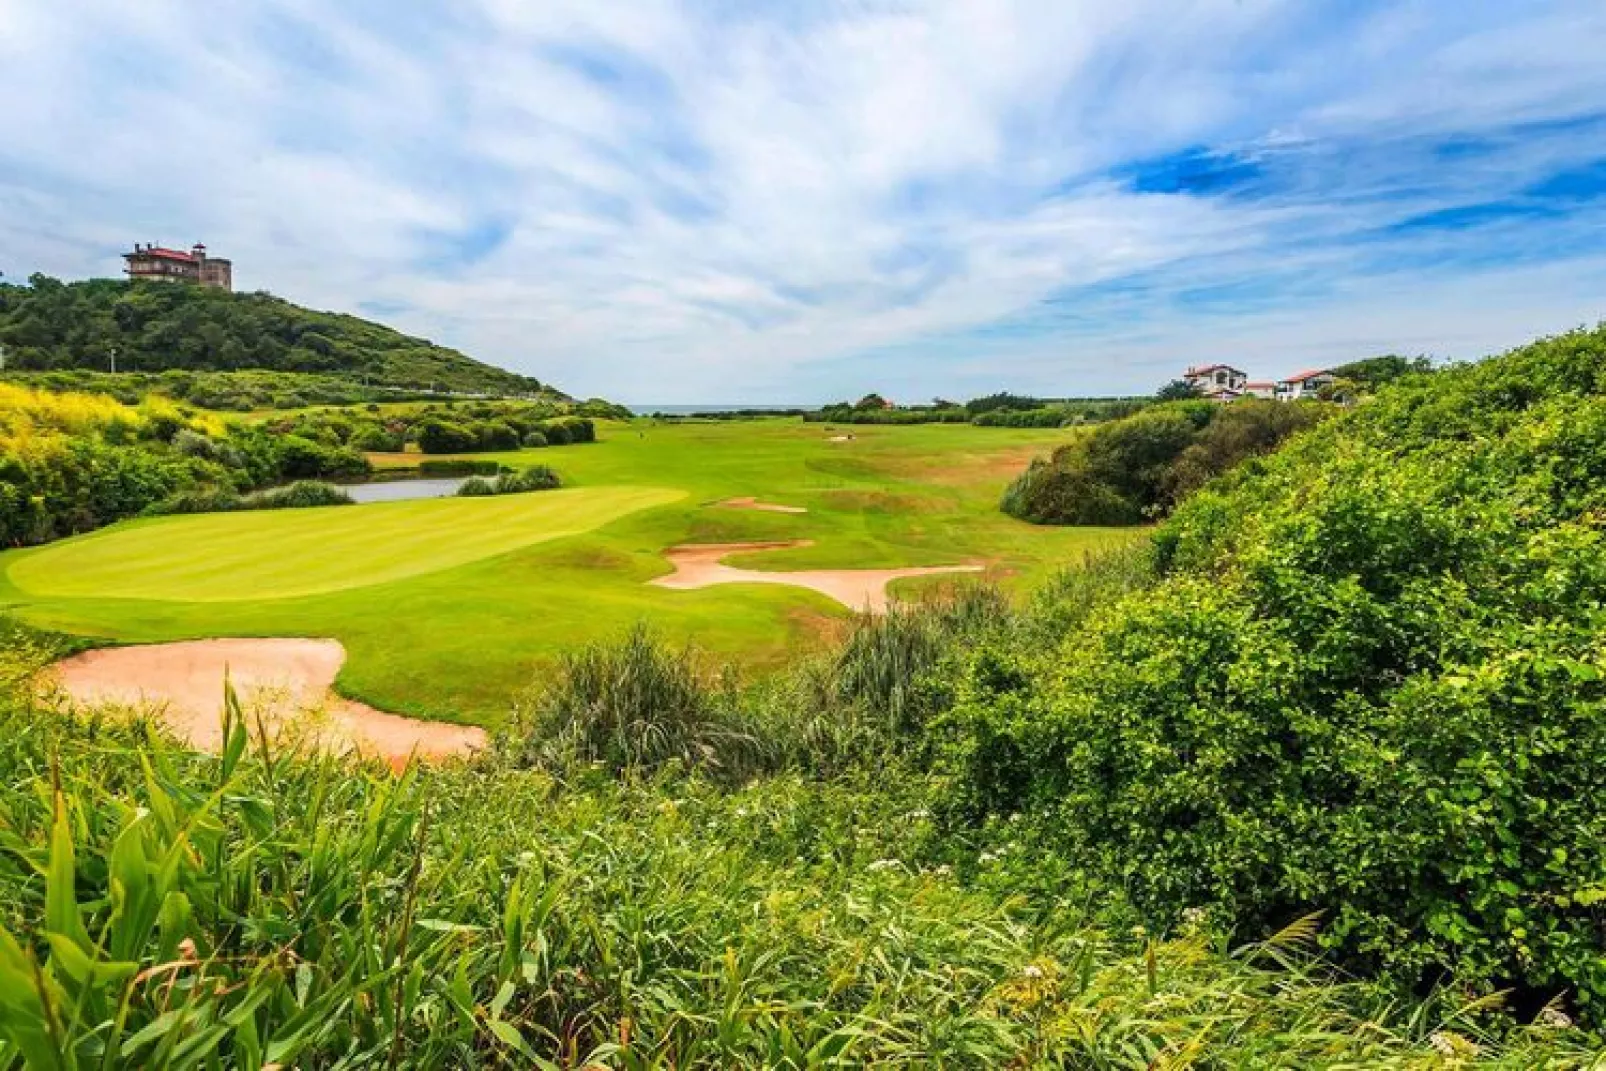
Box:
[0,275,557,398]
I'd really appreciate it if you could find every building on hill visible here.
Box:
[123,242,232,291]
[1184,363,1247,396]
[1244,380,1277,399]
[1276,369,1335,401]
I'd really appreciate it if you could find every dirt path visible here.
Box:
[47,638,485,771]
[718,496,807,514]
[649,541,984,613]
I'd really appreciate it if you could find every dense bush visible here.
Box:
[515,625,758,777]
[147,480,354,515]
[942,325,1606,1015]
[417,458,502,477]
[1003,399,1325,525]
[455,475,496,497]
[415,418,481,453]
[0,637,1591,1065]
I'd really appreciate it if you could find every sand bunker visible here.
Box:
[47,639,485,771]
[649,541,983,613]
[827,434,856,442]
[718,496,808,514]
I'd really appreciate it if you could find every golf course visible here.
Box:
[0,417,1132,725]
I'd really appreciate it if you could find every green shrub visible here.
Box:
[496,465,560,493]
[522,429,548,448]
[456,475,496,496]
[515,625,757,777]
[418,458,501,477]
[245,480,354,509]
[143,485,245,515]
[1003,400,1323,525]
[941,326,1606,1015]
[415,418,480,453]
[540,421,573,446]
[478,420,521,451]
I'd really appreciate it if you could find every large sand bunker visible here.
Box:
[650,541,983,613]
[718,496,807,514]
[47,639,485,770]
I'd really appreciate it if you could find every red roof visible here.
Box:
[1281,369,1332,384]
[126,247,197,263]
[1187,363,1241,376]
[1244,381,1275,389]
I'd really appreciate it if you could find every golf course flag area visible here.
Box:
[0,418,1129,726]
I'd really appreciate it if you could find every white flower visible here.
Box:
[867,858,901,872]
[932,864,952,877]
[907,809,932,820]
[978,851,1000,864]
[1536,1006,1574,1030]
[1021,964,1044,979]
[1181,907,1208,927]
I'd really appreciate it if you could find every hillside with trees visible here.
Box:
[0,275,558,398]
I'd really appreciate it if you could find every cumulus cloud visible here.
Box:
[0,0,1603,401]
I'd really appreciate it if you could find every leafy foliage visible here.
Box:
[1002,399,1326,525]
[945,325,1606,1013]
[0,629,1596,1065]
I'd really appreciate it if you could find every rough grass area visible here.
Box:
[0,659,1594,1066]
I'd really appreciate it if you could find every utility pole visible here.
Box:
[109,346,118,374]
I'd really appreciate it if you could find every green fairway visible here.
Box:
[1,418,1137,724]
[8,486,684,601]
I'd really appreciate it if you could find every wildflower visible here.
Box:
[978,851,1000,864]
[907,808,931,820]
[1181,906,1208,928]
[932,864,952,877]
[867,858,900,872]
[1536,1006,1574,1030]
[1021,964,1044,979]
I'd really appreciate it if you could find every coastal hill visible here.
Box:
[0,275,555,398]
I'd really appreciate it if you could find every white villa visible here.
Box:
[1276,369,1337,401]
[1180,364,1336,402]
[1183,364,1248,400]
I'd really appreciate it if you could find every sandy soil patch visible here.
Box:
[827,434,856,442]
[718,496,808,514]
[47,638,485,771]
[649,541,984,613]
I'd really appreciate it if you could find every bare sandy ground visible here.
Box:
[47,638,486,771]
[649,541,984,613]
[719,496,808,514]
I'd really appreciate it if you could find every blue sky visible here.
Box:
[1,1,1603,402]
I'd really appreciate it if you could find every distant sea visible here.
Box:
[627,403,813,416]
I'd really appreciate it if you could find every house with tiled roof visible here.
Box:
[123,242,232,290]
[1276,369,1335,401]
[1183,363,1247,396]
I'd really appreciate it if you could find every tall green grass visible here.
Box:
[1,659,1597,1066]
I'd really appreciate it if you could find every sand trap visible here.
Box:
[649,541,984,613]
[827,435,856,442]
[718,496,808,514]
[46,639,485,771]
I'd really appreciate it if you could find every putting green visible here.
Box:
[7,485,685,602]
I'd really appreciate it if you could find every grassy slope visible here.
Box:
[0,418,1132,725]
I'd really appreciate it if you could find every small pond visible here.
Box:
[342,478,468,504]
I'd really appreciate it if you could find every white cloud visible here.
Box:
[0,0,1603,401]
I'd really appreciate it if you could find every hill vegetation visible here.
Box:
[1002,397,1327,524]
[0,275,557,398]
[0,382,368,545]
